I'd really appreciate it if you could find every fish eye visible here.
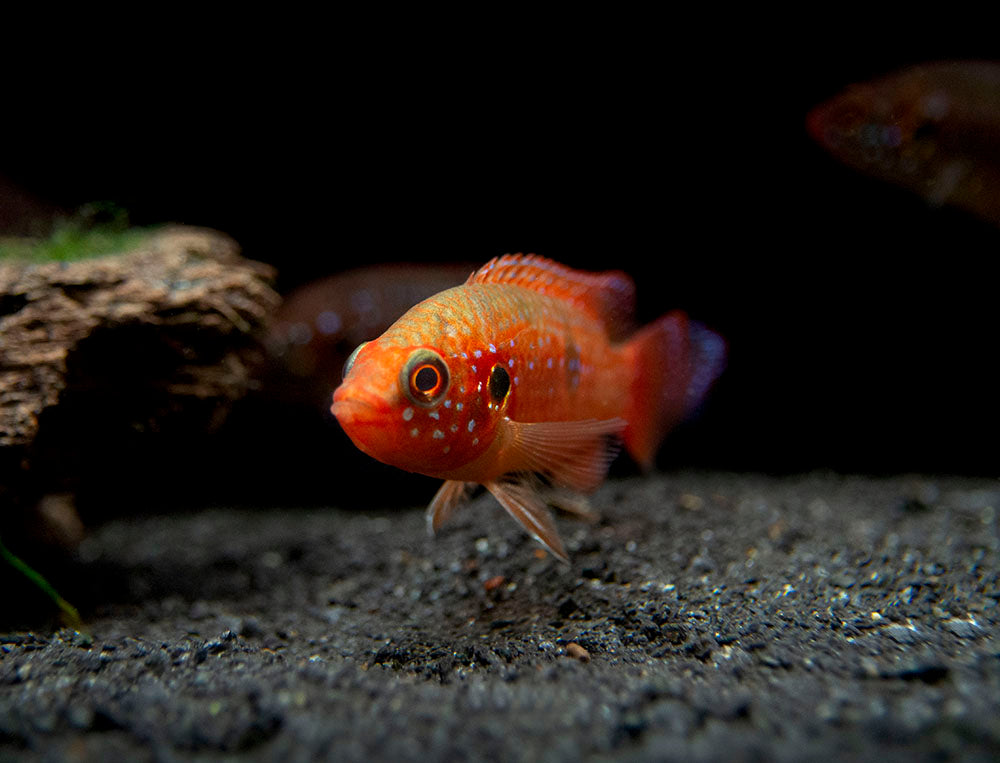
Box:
[343,341,369,380]
[488,363,510,403]
[401,349,450,407]
[414,365,440,393]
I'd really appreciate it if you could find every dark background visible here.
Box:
[2,42,997,485]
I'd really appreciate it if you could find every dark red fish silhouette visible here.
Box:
[808,61,1000,226]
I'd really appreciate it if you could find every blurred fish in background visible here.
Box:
[259,263,474,412]
[807,61,1000,226]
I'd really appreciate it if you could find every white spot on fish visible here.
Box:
[468,420,476,432]
[528,361,534,370]
[457,403,464,411]
[509,339,515,347]
[488,343,496,353]
[474,349,482,358]
[433,429,444,439]
[514,376,520,385]
[444,400,452,408]
[410,427,419,437]
[402,407,414,421]
[547,358,553,369]
[508,358,514,368]
[350,289,377,318]
[471,365,477,373]
[472,437,479,446]
[450,424,458,433]
[316,310,342,335]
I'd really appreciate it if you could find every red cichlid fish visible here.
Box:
[331,254,725,561]
[807,61,1000,226]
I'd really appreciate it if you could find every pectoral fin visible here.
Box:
[504,417,626,492]
[486,477,569,563]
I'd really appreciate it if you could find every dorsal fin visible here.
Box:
[468,254,636,338]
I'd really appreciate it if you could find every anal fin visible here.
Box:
[547,487,598,521]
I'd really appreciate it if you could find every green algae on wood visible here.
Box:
[0,204,158,263]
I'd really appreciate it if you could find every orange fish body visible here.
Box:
[332,255,725,561]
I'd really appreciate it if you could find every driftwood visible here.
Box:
[0,226,280,538]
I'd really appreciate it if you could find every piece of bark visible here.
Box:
[0,225,280,539]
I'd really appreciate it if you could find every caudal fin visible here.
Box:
[622,311,726,469]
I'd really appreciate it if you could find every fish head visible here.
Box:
[332,335,506,478]
[807,68,951,178]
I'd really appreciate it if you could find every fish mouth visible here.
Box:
[331,387,397,462]
[331,393,377,424]
[331,386,390,430]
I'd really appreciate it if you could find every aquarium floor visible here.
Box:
[2,471,999,761]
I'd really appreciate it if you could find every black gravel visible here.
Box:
[2,471,999,761]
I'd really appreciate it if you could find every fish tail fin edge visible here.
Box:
[623,311,726,469]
